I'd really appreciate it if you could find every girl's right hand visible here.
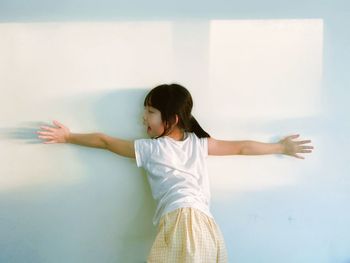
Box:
[37,120,71,144]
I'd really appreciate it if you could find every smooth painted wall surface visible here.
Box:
[0,1,349,262]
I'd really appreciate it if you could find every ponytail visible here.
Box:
[188,115,210,138]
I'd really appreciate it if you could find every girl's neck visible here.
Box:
[165,127,186,141]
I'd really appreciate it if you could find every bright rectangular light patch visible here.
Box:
[207,19,323,120]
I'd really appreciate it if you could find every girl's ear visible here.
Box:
[174,114,179,125]
[164,115,179,131]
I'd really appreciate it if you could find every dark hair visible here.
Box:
[144,83,210,139]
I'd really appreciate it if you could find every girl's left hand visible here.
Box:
[278,134,314,159]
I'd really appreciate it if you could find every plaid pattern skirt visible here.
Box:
[147,207,229,263]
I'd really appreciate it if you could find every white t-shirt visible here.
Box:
[134,131,214,226]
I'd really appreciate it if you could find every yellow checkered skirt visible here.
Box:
[147,207,229,263]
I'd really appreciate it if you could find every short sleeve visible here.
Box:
[134,139,153,168]
[199,137,208,158]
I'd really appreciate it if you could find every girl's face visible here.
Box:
[143,105,165,138]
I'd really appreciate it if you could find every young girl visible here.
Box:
[37,83,314,262]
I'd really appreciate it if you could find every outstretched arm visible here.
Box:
[37,120,106,149]
[37,120,135,158]
[208,134,314,159]
[100,134,135,158]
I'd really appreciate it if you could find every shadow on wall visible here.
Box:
[0,88,157,262]
[1,88,148,143]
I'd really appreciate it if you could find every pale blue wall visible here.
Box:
[0,1,349,262]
